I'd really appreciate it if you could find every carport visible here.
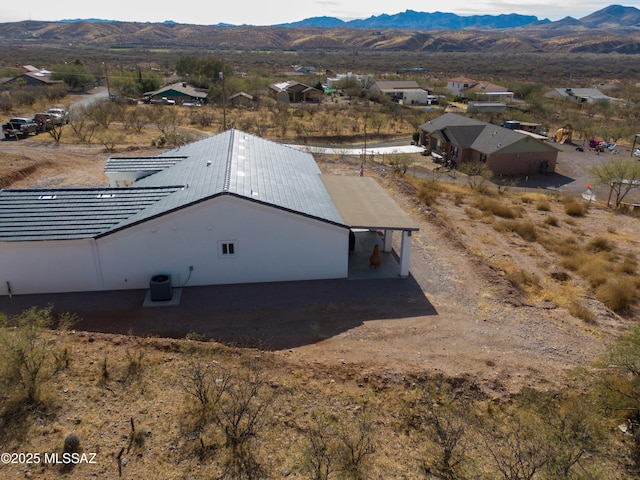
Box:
[321,176,419,278]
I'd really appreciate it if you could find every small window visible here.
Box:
[219,241,236,257]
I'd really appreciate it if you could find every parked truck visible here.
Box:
[2,117,39,139]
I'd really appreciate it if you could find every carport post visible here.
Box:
[633,134,640,157]
[400,230,412,277]
[383,229,393,252]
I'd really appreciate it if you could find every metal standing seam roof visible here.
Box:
[0,187,182,241]
[130,129,346,228]
[104,156,187,173]
[1,129,421,242]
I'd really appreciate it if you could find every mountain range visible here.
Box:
[1,5,638,54]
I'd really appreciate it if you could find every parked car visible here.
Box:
[2,117,39,139]
[34,112,64,131]
[45,107,69,124]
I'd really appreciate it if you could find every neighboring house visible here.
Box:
[143,82,208,105]
[269,80,323,103]
[447,76,513,102]
[0,130,417,296]
[6,69,63,87]
[544,87,611,105]
[228,91,254,108]
[419,113,559,176]
[368,80,430,103]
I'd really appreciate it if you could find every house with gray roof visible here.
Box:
[144,82,208,105]
[419,113,559,176]
[544,87,611,105]
[0,130,417,296]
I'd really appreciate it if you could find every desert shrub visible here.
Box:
[538,234,578,256]
[543,215,559,227]
[336,406,376,480]
[568,301,597,324]
[181,360,273,478]
[472,197,520,219]
[416,180,441,206]
[565,254,612,288]
[563,199,588,217]
[535,200,551,211]
[505,268,541,292]
[453,192,465,206]
[0,306,57,404]
[618,254,638,275]
[595,280,637,314]
[494,219,537,241]
[587,236,614,253]
[63,433,81,454]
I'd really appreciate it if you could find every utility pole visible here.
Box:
[103,62,111,99]
[220,59,227,130]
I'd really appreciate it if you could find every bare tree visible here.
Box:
[337,406,376,480]
[300,411,337,480]
[482,415,548,480]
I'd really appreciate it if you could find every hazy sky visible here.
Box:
[1,1,623,25]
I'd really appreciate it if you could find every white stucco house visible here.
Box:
[0,130,417,296]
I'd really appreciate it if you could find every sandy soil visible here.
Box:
[0,135,636,397]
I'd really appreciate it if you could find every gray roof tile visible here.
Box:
[1,130,346,242]
[0,187,182,241]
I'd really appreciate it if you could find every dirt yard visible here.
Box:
[0,134,637,397]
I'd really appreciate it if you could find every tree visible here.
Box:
[51,60,95,91]
[589,157,640,207]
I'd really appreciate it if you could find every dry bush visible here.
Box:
[561,253,610,288]
[595,280,637,314]
[538,234,579,256]
[535,200,551,211]
[587,236,614,253]
[543,215,559,227]
[453,192,465,206]
[563,199,588,217]
[472,197,521,219]
[568,301,597,324]
[493,219,537,242]
[416,180,442,206]
[618,254,638,275]
[505,268,541,293]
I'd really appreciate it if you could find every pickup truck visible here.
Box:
[45,107,69,124]
[2,117,39,139]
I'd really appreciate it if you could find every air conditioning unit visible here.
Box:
[149,274,172,301]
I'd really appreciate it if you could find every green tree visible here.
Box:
[589,157,640,207]
[51,60,95,90]
[0,306,74,405]
[109,68,163,97]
